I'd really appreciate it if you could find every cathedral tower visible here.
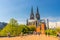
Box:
[36,7,40,20]
[30,7,34,19]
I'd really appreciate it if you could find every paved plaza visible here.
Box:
[0,34,59,40]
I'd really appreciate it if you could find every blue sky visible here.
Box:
[0,0,60,24]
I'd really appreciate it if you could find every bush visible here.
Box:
[45,29,57,36]
[0,18,18,37]
[28,25,36,34]
[0,18,36,37]
[17,25,29,35]
[56,27,60,33]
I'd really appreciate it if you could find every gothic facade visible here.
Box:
[26,7,46,34]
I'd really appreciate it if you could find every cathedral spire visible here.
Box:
[30,7,34,19]
[36,7,40,20]
[37,7,39,13]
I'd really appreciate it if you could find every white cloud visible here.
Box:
[42,16,60,22]
[49,22,60,28]
[42,16,60,28]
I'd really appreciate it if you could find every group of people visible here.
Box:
[57,32,60,40]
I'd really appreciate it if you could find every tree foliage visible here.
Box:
[17,25,29,35]
[0,18,18,36]
[56,27,60,33]
[0,18,37,37]
[45,29,57,36]
[28,25,36,31]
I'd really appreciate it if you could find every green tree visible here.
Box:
[45,29,57,36]
[56,27,60,33]
[28,25,36,31]
[28,25,36,34]
[17,25,29,35]
[0,18,18,36]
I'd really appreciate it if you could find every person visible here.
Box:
[33,31,36,35]
[57,32,60,40]
[58,32,60,40]
[20,32,23,36]
[7,32,10,37]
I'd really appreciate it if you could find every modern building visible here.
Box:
[26,7,46,34]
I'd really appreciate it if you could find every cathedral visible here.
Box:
[26,7,46,34]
